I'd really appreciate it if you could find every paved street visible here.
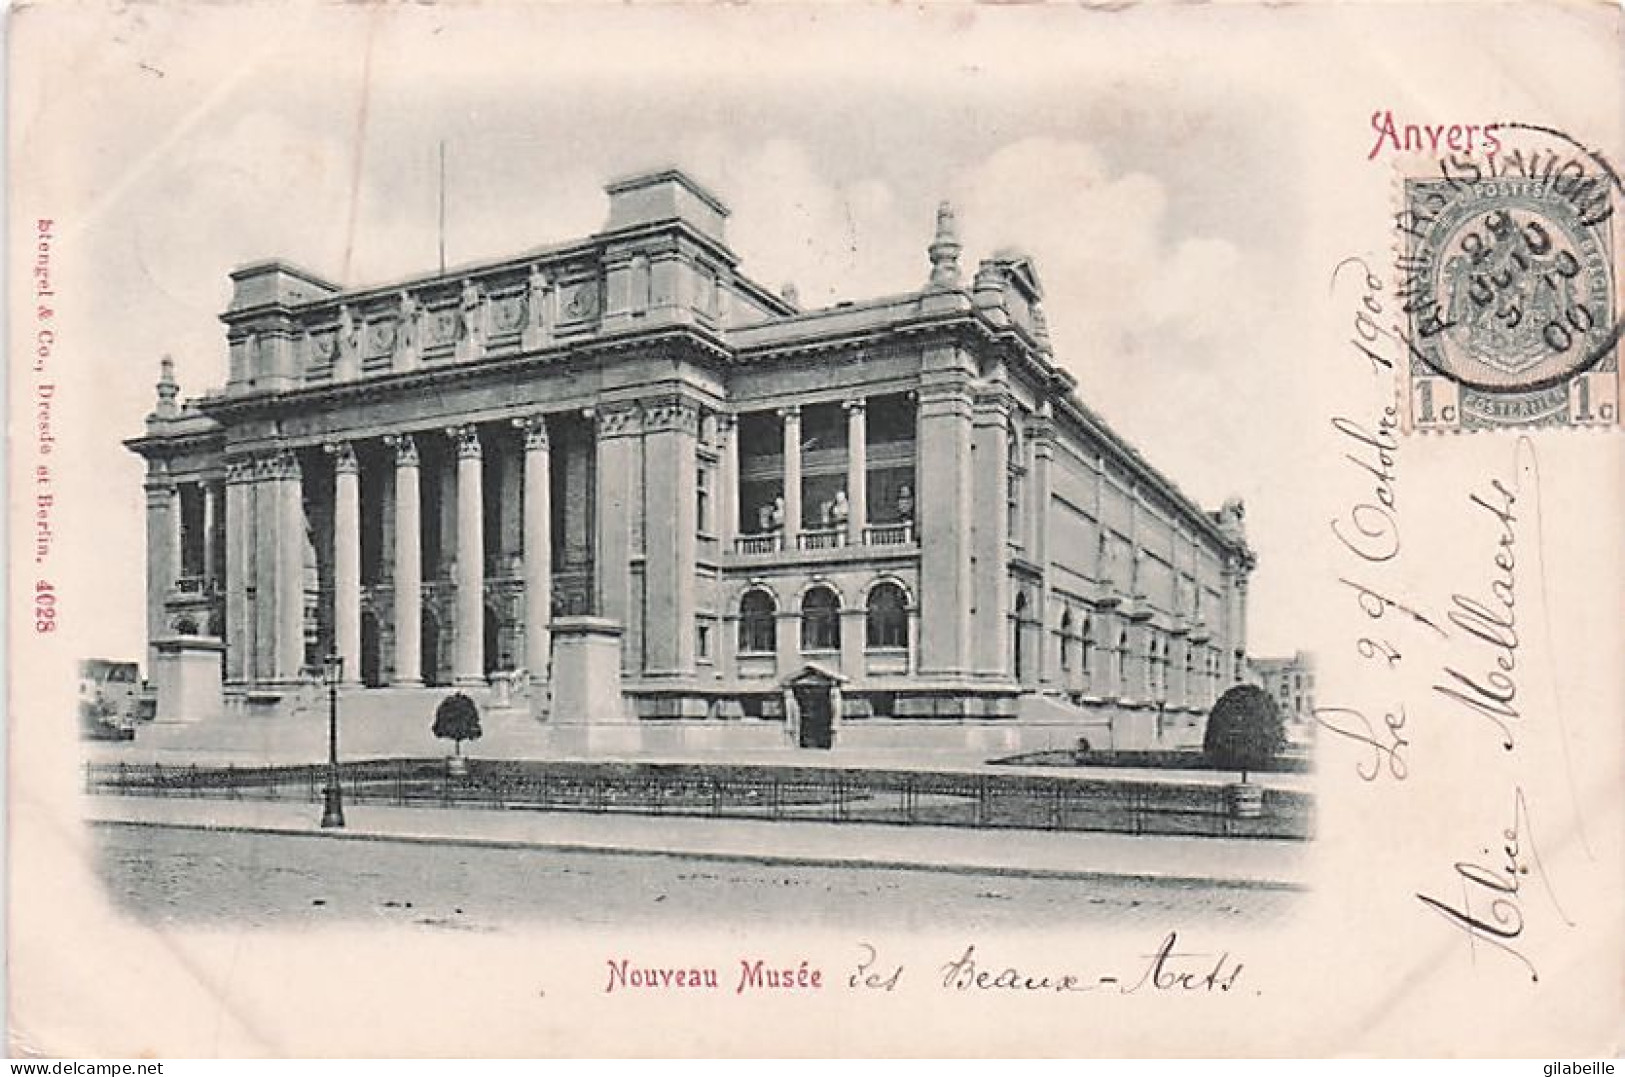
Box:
[94,823,1298,932]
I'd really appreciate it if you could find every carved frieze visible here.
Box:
[559,278,602,324]
[595,402,642,439]
[255,448,301,482]
[310,328,338,364]
[225,457,257,485]
[489,292,528,336]
[425,305,460,349]
[364,317,396,359]
[642,397,701,436]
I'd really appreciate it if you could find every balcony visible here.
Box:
[863,522,913,546]
[797,528,844,551]
[733,524,919,557]
[730,524,920,567]
[735,534,783,555]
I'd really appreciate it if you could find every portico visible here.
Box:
[129,167,1257,753]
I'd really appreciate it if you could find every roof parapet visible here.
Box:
[602,168,730,247]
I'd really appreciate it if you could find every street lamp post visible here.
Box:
[320,653,345,828]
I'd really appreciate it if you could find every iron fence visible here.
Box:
[84,758,1311,839]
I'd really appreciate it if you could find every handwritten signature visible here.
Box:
[1432,474,1520,750]
[1415,439,1577,981]
[1416,786,1575,982]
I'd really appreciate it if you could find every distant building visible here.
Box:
[1249,651,1315,725]
[126,167,1257,752]
[79,659,141,725]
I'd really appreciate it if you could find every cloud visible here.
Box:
[951,136,1269,366]
[679,136,913,303]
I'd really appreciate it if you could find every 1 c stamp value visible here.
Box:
[1394,130,1621,432]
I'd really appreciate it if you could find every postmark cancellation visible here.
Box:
[1394,136,1621,433]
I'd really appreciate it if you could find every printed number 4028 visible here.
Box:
[35,579,57,633]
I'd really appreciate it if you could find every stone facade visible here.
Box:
[126,168,1256,752]
[1249,651,1316,726]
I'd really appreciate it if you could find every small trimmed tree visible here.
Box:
[1203,684,1285,784]
[432,692,483,758]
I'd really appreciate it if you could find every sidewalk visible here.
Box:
[84,793,1310,889]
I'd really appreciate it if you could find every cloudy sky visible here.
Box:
[25,5,1325,662]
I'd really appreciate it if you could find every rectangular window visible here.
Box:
[696,463,711,534]
[696,618,712,663]
[1007,473,1021,547]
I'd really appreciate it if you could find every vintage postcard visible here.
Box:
[8,1,1622,1059]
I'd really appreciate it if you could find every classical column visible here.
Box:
[1029,409,1054,685]
[779,405,801,549]
[171,483,186,582]
[272,449,307,682]
[916,374,973,676]
[717,414,739,551]
[844,399,867,545]
[143,467,177,674]
[328,441,362,686]
[516,415,552,682]
[970,384,1011,678]
[201,481,219,586]
[386,434,422,686]
[449,424,485,685]
[1231,567,1252,682]
[642,398,699,677]
[593,403,640,642]
[907,606,920,675]
[252,455,279,681]
[223,460,253,683]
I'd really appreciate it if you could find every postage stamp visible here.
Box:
[1394,131,1621,432]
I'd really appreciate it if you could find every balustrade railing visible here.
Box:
[730,523,917,555]
[797,528,843,551]
[863,522,913,546]
[734,534,781,555]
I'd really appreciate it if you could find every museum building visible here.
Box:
[127,168,1256,751]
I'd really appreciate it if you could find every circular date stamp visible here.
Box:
[1395,125,1621,431]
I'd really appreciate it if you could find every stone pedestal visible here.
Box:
[152,636,225,723]
[549,616,626,724]
[489,670,517,710]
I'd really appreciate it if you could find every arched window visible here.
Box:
[866,582,908,649]
[1013,591,1029,680]
[738,590,776,654]
[1006,426,1024,548]
[1081,615,1093,684]
[800,586,841,651]
[1059,609,1074,671]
